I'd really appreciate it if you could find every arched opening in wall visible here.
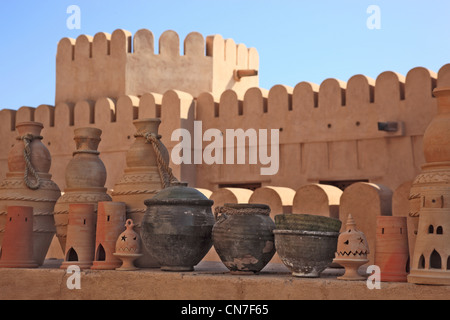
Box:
[405,256,410,273]
[319,179,369,191]
[428,225,434,234]
[418,255,425,269]
[437,226,443,235]
[95,244,106,261]
[430,250,442,269]
[66,248,78,262]
[218,182,262,191]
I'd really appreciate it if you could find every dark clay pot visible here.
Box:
[275,214,342,233]
[212,204,276,274]
[274,229,339,278]
[141,182,214,271]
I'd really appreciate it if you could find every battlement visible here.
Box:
[55,29,259,105]
[197,65,450,144]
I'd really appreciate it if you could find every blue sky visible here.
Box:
[1,1,449,110]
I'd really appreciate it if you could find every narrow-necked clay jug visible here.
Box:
[54,127,111,253]
[212,204,276,274]
[0,122,61,266]
[112,118,172,268]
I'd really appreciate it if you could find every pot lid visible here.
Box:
[144,181,214,206]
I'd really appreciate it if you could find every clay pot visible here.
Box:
[0,206,38,268]
[423,87,450,163]
[374,216,409,282]
[60,204,97,270]
[113,219,142,271]
[212,204,276,274]
[0,121,61,266]
[275,213,342,233]
[112,118,170,268]
[54,127,111,253]
[91,202,127,270]
[142,182,215,272]
[274,229,339,278]
[334,214,370,281]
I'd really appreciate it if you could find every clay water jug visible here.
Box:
[212,204,276,274]
[112,118,174,268]
[0,122,61,266]
[142,182,214,271]
[0,206,38,268]
[54,127,111,253]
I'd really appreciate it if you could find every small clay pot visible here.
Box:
[375,216,409,282]
[275,213,342,233]
[142,182,215,272]
[274,229,339,278]
[0,206,38,268]
[60,204,96,270]
[91,202,127,270]
[212,204,276,274]
[113,219,142,271]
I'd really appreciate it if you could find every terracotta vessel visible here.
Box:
[0,122,61,266]
[334,214,369,281]
[0,206,38,268]
[113,219,142,271]
[408,87,450,285]
[54,127,111,253]
[375,216,409,282]
[91,202,126,270]
[212,204,276,274]
[112,118,172,268]
[275,213,342,233]
[142,182,214,272]
[60,204,96,270]
[274,229,339,278]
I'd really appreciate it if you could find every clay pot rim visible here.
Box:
[274,229,339,238]
[144,198,214,207]
[217,203,271,216]
[433,86,450,97]
[74,127,102,139]
[15,121,44,129]
[133,118,161,125]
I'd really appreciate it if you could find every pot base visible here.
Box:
[292,271,320,278]
[229,270,258,276]
[0,261,38,269]
[161,266,194,272]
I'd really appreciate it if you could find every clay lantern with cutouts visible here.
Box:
[334,214,370,280]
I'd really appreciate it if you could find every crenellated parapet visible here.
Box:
[56,29,259,105]
[0,90,197,191]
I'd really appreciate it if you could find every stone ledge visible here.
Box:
[0,260,448,300]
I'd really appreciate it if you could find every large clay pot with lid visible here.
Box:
[112,118,172,268]
[141,182,215,271]
[54,127,111,253]
[212,204,276,274]
[0,122,61,266]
